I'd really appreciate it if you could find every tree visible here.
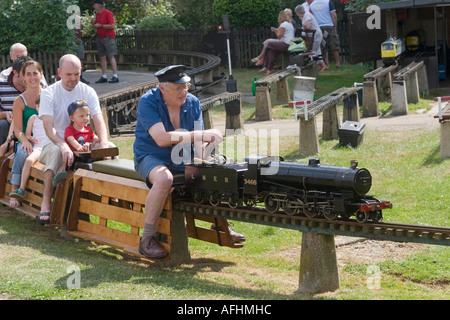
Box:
[212,0,282,29]
[0,0,78,54]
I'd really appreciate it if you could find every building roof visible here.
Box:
[378,0,450,9]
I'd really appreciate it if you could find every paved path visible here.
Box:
[213,101,440,137]
[83,69,156,96]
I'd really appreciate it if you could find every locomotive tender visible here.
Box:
[184,155,392,223]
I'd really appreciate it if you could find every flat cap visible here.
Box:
[154,65,191,84]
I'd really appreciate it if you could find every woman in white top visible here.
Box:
[294,5,327,71]
[251,10,295,75]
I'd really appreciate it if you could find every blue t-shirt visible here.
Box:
[133,87,204,172]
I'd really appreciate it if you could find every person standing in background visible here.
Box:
[91,0,119,83]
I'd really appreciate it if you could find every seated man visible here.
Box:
[134,65,245,259]
[37,54,110,224]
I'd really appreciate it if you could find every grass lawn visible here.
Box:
[0,64,448,301]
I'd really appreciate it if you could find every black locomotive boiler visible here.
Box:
[184,155,392,223]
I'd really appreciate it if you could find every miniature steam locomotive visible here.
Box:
[381,37,406,65]
[184,155,392,223]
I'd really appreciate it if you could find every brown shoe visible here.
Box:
[139,236,167,259]
[211,223,246,243]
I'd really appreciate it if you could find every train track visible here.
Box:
[173,201,450,246]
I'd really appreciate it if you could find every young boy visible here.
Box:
[64,100,99,152]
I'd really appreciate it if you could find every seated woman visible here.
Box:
[294,5,327,71]
[251,10,295,75]
[9,60,44,208]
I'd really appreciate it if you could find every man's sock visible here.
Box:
[141,223,156,240]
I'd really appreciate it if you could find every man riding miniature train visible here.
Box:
[133,65,245,260]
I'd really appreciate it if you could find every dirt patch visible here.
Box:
[335,236,427,265]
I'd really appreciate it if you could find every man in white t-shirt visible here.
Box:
[36,54,110,224]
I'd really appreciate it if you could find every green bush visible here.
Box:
[212,0,282,28]
[0,0,77,54]
[173,0,217,30]
[137,16,185,30]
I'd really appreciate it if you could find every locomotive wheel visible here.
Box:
[209,193,221,206]
[264,195,280,213]
[372,210,383,222]
[323,206,338,220]
[228,197,239,209]
[304,204,317,218]
[282,196,298,216]
[355,210,368,223]
[193,192,204,204]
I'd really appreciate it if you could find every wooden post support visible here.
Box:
[298,232,339,294]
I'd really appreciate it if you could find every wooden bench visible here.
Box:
[434,96,450,158]
[291,86,360,157]
[0,147,120,228]
[0,155,73,226]
[66,158,242,265]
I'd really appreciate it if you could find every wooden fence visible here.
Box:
[1,24,349,74]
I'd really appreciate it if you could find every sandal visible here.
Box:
[9,188,25,200]
[36,212,51,225]
[52,170,67,187]
[8,198,20,208]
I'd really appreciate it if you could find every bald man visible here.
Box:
[0,43,28,81]
[36,54,110,224]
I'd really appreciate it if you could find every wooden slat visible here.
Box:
[77,220,140,247]
[79,198,145,227]
[75,170,148,203]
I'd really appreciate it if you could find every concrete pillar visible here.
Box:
[322,105,340,140]
[343,94,360,122]
[391,80,408,116]
[362,81,379,117]
[298,232,339,294]
[161,209,191,267]
[406,72,420,104]
[276,77,290,105]
[441,122,450,158]
[299,118,319,157]
[377,72,392,102]
[417,65,429,95]
[255,86,272,121]
[225,100,244,131]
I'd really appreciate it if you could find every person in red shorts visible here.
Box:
[64,100,99,152]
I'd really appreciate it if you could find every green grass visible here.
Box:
[0,64,449,300]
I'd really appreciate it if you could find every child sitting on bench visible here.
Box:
[64,100,99,152]
[9,95,63,205]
